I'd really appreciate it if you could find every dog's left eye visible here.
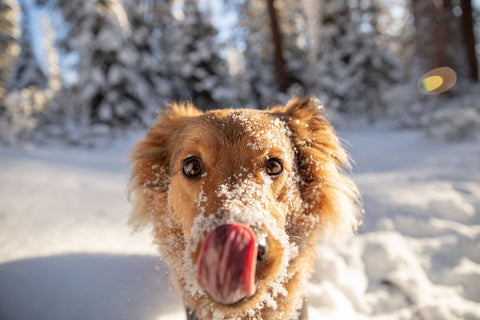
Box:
[266,158,283,176]
[183,158,203,178]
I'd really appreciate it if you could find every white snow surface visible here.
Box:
[1,127,479,320]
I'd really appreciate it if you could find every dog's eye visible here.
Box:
[266,158,283,176]
[183,158,203,178]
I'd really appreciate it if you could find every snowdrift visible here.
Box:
[0,128,479,320]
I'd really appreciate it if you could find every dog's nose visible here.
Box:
[253,227,269,263]
[257,241,268,262]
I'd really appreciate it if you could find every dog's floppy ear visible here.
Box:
[129,102,203,229]
[273,97,361,235]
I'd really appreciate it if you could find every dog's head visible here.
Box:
[129,97,360,319]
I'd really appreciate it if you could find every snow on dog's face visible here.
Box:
[129,97,361,320]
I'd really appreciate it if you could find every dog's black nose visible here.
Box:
[254,227,268,263]
[257,241,268,262]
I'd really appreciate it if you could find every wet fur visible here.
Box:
[129,97,361,320]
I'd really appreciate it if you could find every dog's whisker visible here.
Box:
[165,253,189,272]
[310,245,322,265]
[161,243,184,259]
[154,260,174,288]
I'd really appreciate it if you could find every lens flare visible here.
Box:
[422,75,443,92]
[417,67,456,95]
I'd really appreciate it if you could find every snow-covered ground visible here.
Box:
[0,127,479,320]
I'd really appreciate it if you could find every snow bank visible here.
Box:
[314,128,480,320]
[0,137,154,263]
[0,127,479,320]
[0,254,181,320]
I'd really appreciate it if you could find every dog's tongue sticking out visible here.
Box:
[197,223,258,305]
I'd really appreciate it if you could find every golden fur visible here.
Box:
[129,97,361,320]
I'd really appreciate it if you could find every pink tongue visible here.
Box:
[197,223,258,305]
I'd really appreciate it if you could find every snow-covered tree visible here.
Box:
[239,0,277,107]
[232,0,313,107]
[7,3,47,91]
[278,0,311,93]
[167,0,236,110]
[123,0,171,104]
[373,0,415,65]
[0,0,20,104]
[315,0,399,119]
[41,14,61,92]
[140,0,188,104]
[386,0,480,138]
[56,0,169,134]
[0,1,54,145]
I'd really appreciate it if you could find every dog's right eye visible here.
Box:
[183,158,203,178]
[266,158,283,176]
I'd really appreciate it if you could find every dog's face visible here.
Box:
[130,97,360,319]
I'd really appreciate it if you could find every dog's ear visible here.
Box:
[129,102,203,229]
[273,97,361,236]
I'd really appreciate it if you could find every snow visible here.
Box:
[1,127,479,320]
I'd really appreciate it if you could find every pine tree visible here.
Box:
[266,0,290,93]
[0,0,20,105]
[167,0,236,110]
[315,0,398,118]
[239,0,277,107]
[123,0,171,103]
[143,0,179,98]
[0,1,53,144]
[41,14,61,92]
[279,0,312,94]
[57,0,169,135]
[7,3,47,91]
[372,0,415,69]
[234,0,312,107]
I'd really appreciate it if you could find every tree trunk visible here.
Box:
[414,0,478,82]
[411,0,449,72]
[460,0,479,81]
[443,0,479,82]
[266,0,290,93]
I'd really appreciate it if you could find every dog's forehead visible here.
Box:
[172,109,295,174]
[202,108,291,147]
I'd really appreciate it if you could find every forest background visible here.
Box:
[1,2,480,319]
[1,0,480,145]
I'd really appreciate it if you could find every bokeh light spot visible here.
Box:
[417,67,457,95]
[422,75,443,92]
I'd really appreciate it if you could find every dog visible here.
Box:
[129,97,361,320]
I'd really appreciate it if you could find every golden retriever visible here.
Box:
[129,97,361,320]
